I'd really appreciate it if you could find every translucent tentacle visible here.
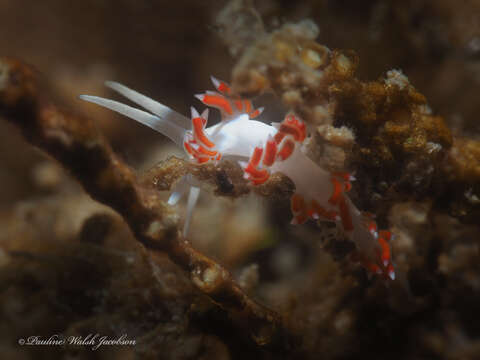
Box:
[168,175,190,205]
[183,186,200,237]
[105,81,190,129]
[79,95,186,147]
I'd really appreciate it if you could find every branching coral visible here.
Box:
[0,57,293,352]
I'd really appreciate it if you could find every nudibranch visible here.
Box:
[80,77,395,280]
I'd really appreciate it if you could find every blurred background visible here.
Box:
[0,1,479,359]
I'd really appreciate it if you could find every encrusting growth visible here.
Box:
[81,76,395,280]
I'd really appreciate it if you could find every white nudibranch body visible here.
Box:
[80,76,395,281]
[207,114,276,158]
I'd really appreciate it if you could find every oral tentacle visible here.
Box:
[104,81,191,129]
[79,95,185,146]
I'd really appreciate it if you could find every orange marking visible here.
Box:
[249,108,261,118]
[328,178,343,205]
[251,176,269,185]
[378,230,392,242]
[378,236,391,264]
[244,100,252,114]
[297,123,306,142]
[368,221,377,234]
[282,114,306,142]
[277,139,295,160]
[216,153,222,161]
[364,261,381,275]
[249,147,263,167]
[333,172,352,181]
[338,195,354,231]
[262,139,277,166]
[245,166,268,179]
[197,146,217,157]
[244,146,271,185]
[218,82,231,94]
[274,132,286,144]
[234,100,243,112]
[291,194,305,213]
[184,141,194,155]
[344,182,352,192]
[195,156,210,164]
[247,168,270,185]
[202,94,233,115]
[192,117,215,148]
[279,123,302,142]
